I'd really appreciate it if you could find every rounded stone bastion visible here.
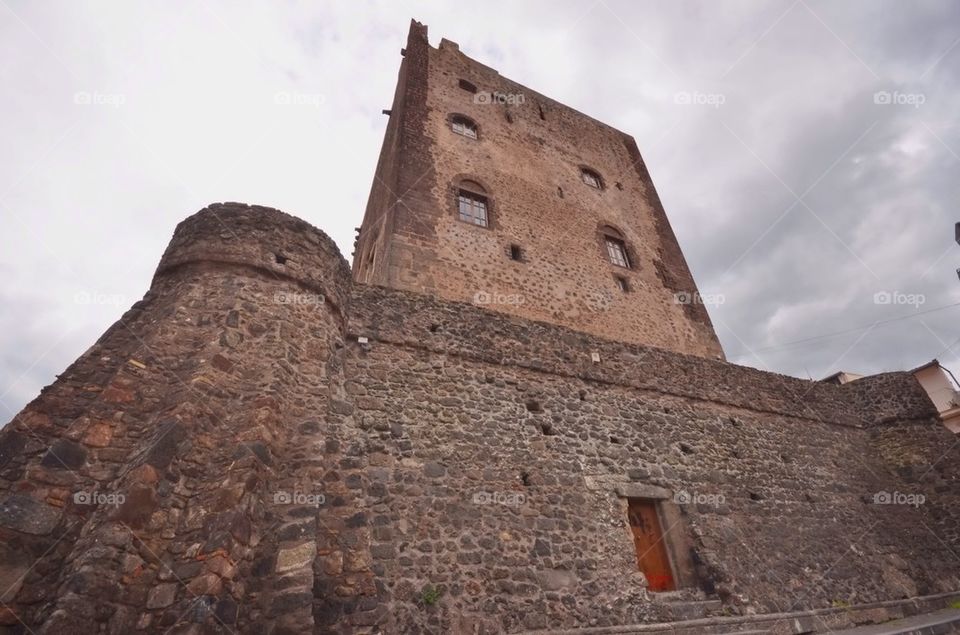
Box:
[152,202,353,316]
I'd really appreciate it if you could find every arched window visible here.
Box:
[600,225,631,268]
[581,167,604,189]
[451,115,478,139]
[457,180,489,227]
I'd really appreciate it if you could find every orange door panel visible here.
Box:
[627,499,676,592]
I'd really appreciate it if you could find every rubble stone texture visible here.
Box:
[1,19,959,635]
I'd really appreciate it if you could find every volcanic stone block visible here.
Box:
[0,494,61,535]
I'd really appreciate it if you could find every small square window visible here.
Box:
[615,276,629,292]
[458,79,477,93]
[510,244,523,261]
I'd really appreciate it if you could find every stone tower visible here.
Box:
[353,21,724,360]
[1,18,960,635]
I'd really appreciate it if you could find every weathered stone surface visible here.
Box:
[532,538,551,556]
[210,353,234,372]
[128,463,159,485]
[101,385,135,404]
[82,421,113,448]
[423,462,445,478]
[322,552,344,576]
[146,583,178,609]
[276,542,316,573]
[0,607,19,626]
[40,439,87,470]
[330,400,354,415]
[538,568,576,591]
[0,430,26,468]
[42,609,97,633]
[215,598,238,624]
[0,494,60,535]
[270,591,312,615]
[112,482,157,528]
[244,442,271,466]
[204,554,238,579]
[143,420,187,469]
[108,605,136,635]
[0,543,30,602]
[186,573,222,596]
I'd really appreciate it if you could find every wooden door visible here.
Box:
[627,499,676,592]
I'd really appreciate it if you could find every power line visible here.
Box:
[728,300,960,356]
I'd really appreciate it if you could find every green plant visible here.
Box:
[831,599,851,609]
[949,599,960,609]
[420,585,442,607]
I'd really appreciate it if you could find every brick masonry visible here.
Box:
[353,21,724,360]
[0,202,958,634]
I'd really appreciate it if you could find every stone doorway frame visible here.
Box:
[613,482,699,591]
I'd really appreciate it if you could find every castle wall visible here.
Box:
[344,283,960,632]
[353,22,724,359]
[0,205,958,634]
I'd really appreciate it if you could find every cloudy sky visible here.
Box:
[2,0,959,420]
